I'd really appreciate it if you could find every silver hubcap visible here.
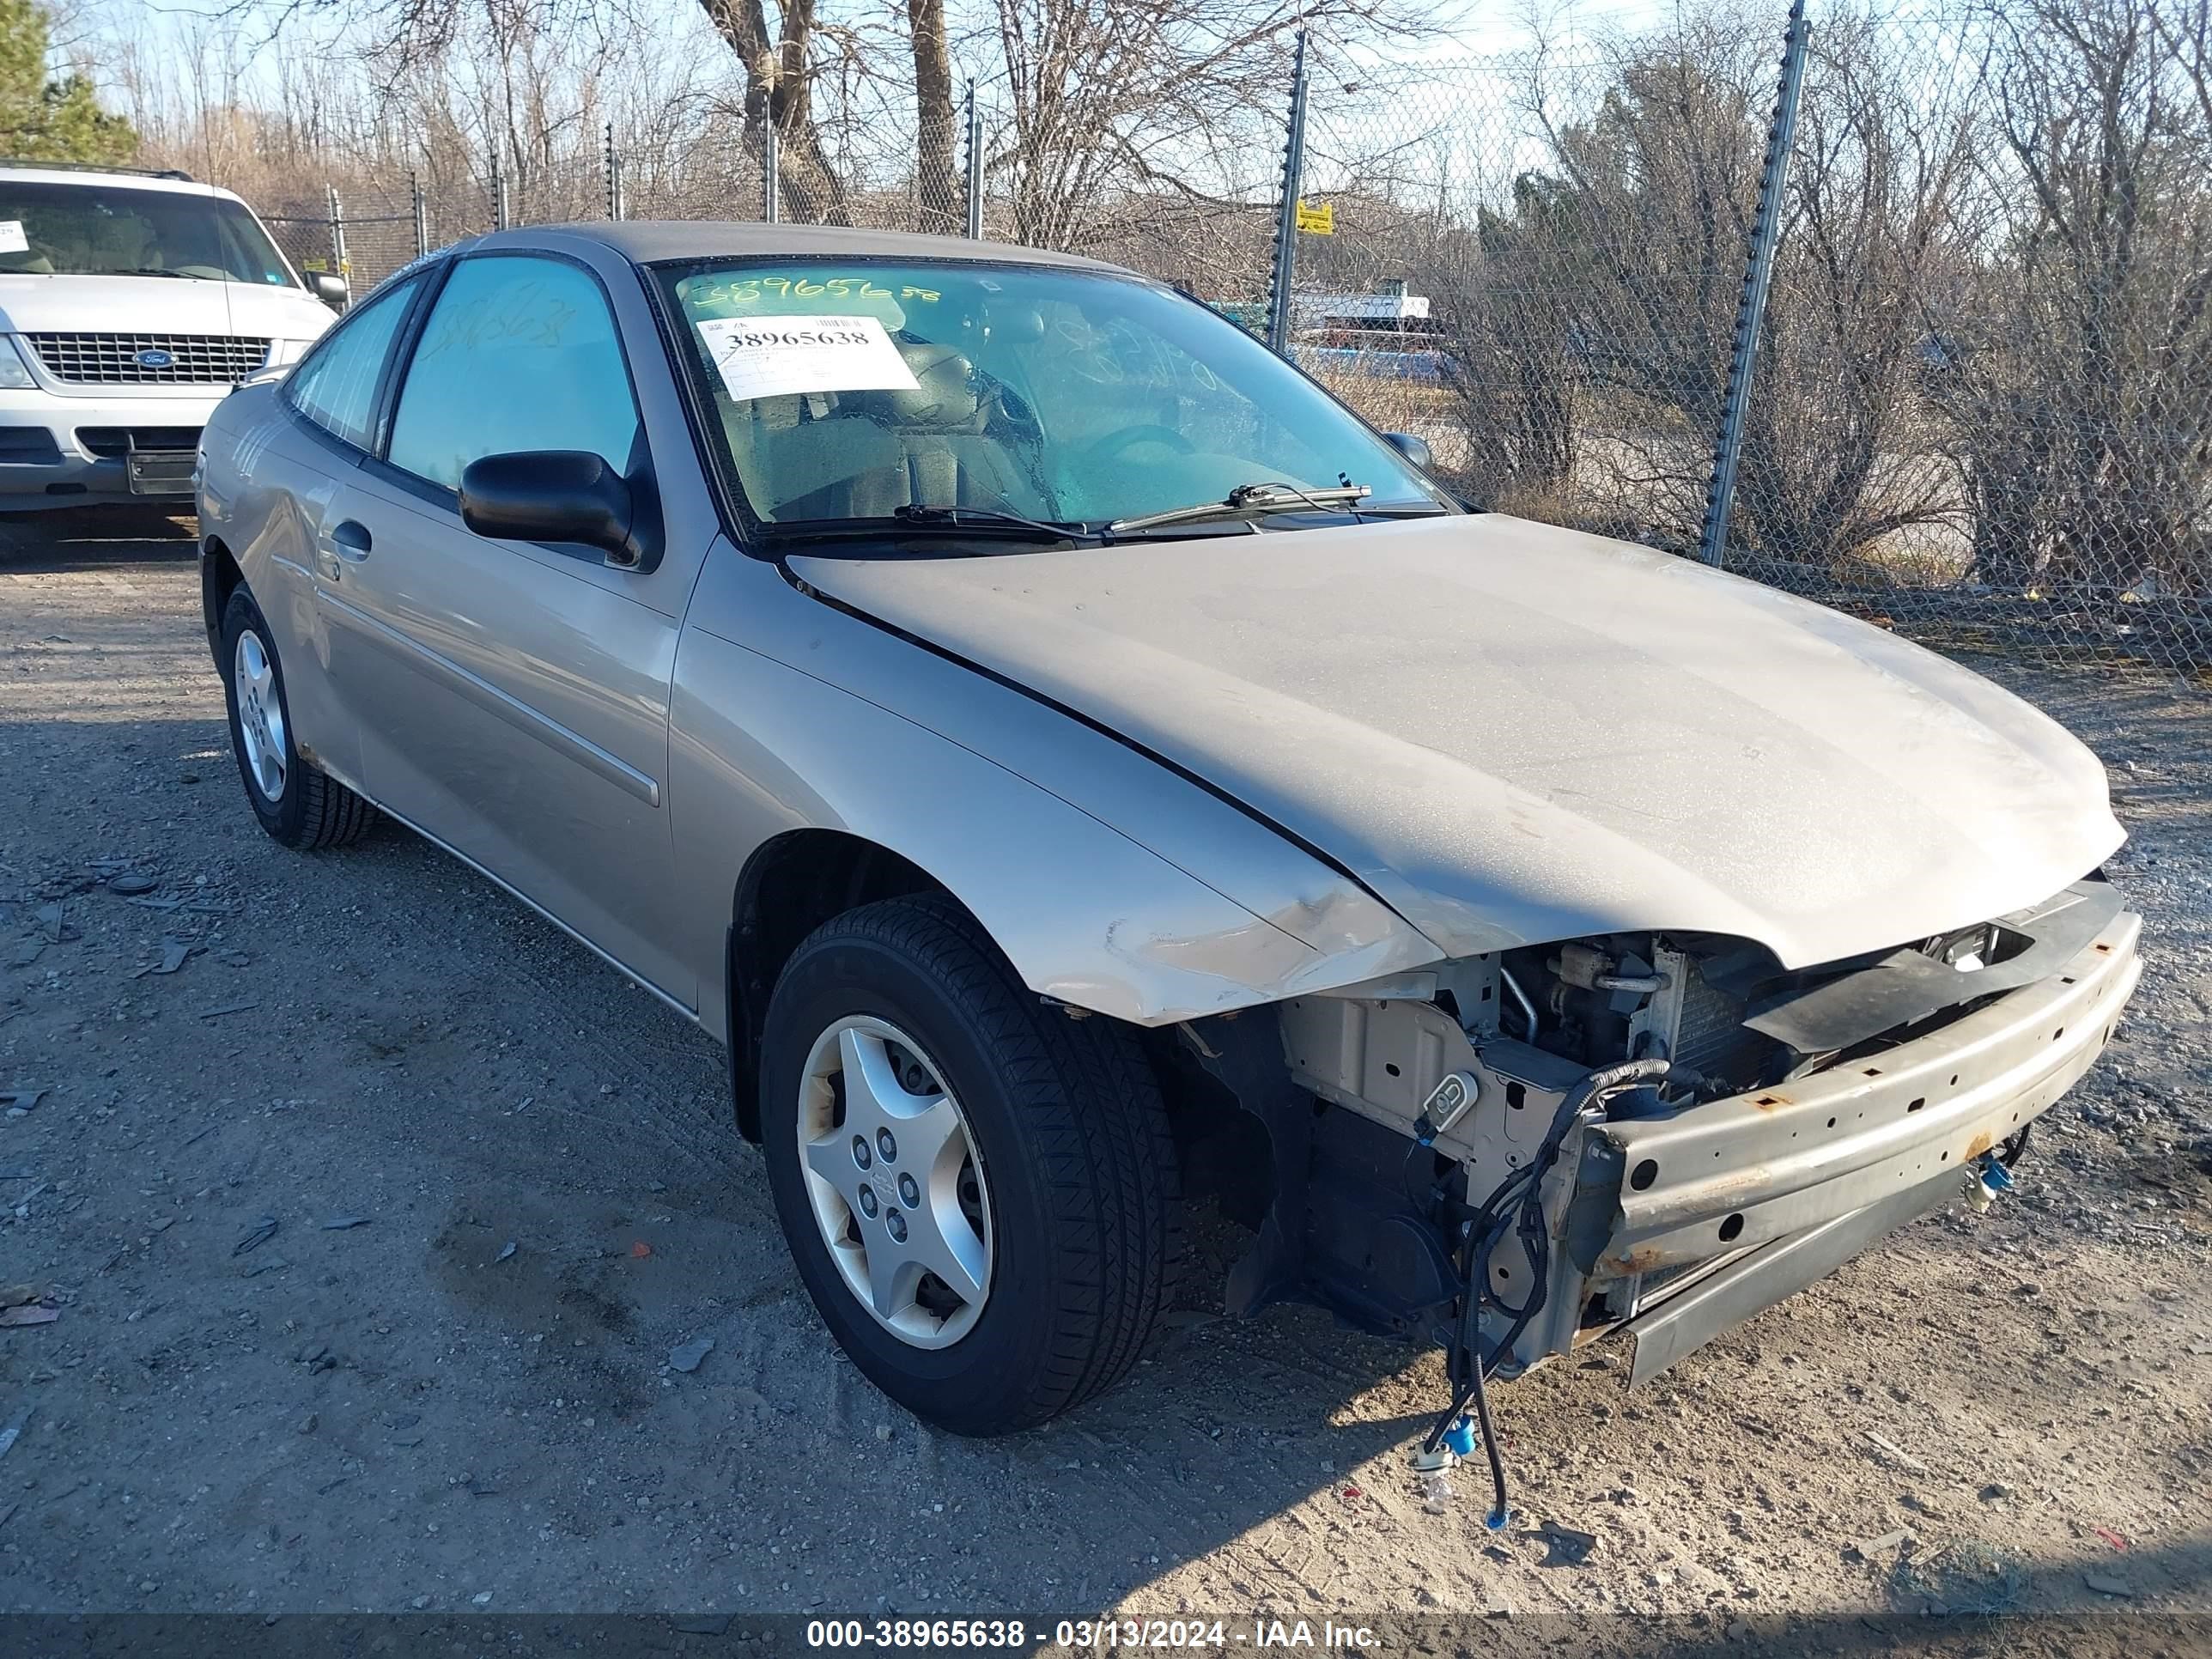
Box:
[232,630,287,803]
[798,1016,994,1349]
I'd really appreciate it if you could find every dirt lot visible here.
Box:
[2,510,2209,1650]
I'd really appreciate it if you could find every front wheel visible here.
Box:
[760,896,1178,1435]
[220,586,376,849]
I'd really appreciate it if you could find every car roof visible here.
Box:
[0,162,234,200]
[471,219,1134,276]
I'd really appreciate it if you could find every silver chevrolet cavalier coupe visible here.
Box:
[197,224,2140,1464]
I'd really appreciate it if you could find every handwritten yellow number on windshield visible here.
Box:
[685,275,924,310]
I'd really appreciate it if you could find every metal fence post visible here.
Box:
[410,170,428,257]
[963,78,983,240]
[605,123,623,220]
[491,161,510,231]
[1265,29,1312,358]
[763,122,780,223]
[325,185,347,293]
[1697,0,1811,568]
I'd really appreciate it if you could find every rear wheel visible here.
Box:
[220,586,376,849]
[760,895,1177,1435]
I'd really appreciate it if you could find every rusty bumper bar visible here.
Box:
[1620,1167,1962,1386]
[1597,909,2142,1277]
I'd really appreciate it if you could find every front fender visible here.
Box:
[668,546,1444,1030]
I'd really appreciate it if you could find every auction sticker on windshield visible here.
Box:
[0,221,27,254]
[696,313,921,403]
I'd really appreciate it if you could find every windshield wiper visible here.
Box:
[120,268,189,280]
[1107,481,1371,534]
[763,503,1101,548]
[893,502,1101,541]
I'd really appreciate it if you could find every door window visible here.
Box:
[387,255,642,491]
[285,274,420,451]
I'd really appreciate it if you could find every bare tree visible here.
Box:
[1477,6,1978,568]
[113,0,756,275]
[1933,0,2212,598]
[151,0,1444,262]
[1509,24,1771,544]
[218,0,854,222]
[987,0,1437,255]
[694,0,854,222]
[1731,9,1978,572]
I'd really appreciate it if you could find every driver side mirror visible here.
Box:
[310,271,350,309]
[459,450,659,570]
[1383,431,1434,471]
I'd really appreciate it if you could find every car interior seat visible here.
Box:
[718,337,1048,521]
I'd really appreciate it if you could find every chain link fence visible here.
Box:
[1289,2,2211,681]
[228,0,2212,684]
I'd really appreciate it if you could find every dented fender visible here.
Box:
[669,544,1445,1033]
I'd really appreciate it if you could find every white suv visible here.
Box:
[0,161,343,511]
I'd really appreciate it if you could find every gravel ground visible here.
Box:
[1,512,2208,1653]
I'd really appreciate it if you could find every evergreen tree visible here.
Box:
[0,0,134,164]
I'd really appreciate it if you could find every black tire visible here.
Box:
[760,895,1178,1436]
[219,586,376,849]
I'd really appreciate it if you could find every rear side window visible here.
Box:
[386,254,641,491]
[285,276,420,451]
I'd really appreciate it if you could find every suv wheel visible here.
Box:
[220,586,376,849]
[760,896,1177,1435]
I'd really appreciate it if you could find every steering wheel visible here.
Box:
[1082,424,1197,465]
[975,376,1042,445]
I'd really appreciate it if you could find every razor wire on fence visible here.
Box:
[233,0,2212,684]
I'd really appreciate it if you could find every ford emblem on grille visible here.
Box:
[136,349,174,369]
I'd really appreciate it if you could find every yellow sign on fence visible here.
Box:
[1294,199,1334,234]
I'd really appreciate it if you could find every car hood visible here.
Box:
[791,514,2124,969]
[0,273,331,340]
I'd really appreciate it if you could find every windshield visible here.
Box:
[657,258,1446,536]
[0,180,300,287]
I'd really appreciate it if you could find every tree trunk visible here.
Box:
[906,0,960,233]
[694,0,851,225]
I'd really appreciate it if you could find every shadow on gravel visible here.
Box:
[0,504,197,568]
[3,555,2205,1626]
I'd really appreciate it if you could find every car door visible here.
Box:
[312,249,696,1009]
[245,270,429,793]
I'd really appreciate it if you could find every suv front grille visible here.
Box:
[23,332,270,386]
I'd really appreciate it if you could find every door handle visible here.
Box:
[331,519,373,560]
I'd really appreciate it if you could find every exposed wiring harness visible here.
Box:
[1422,1057,1713,1530]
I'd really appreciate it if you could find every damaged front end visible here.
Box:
[1174,876,2142,1390]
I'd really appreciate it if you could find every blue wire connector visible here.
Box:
[1442,1415,1476,1459]
[1440,1413,1510,1528]
[1965,1149,2017,1214]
